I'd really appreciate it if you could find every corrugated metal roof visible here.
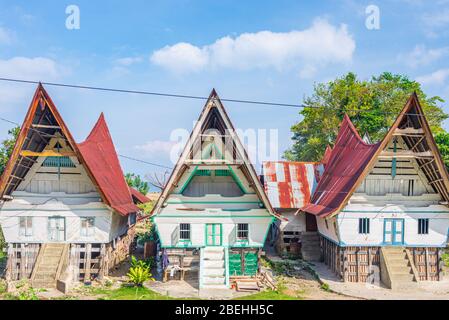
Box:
[262,161,324,209]
[78,113,139,216]
[302,114,381,218]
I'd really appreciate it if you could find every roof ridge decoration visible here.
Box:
[151,89,282,220]
[0,84,137,216]
[302,93,449,218]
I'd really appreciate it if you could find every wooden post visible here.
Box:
[425,248,430,281]
[84,244,92,282]
[19,244,26,280]
[98,244,106,280]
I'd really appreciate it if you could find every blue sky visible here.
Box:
[0,0,448,179]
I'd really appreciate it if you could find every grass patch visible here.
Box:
[236,289,303,300]
[320,283,330,292]
[235,279,304,300]
[88,285,173,300]
[442,251,449,268]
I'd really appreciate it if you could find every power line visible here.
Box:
[118,154,173,170]
[0,115,174,170]
[0,76,436,116]
[0,77,303,109]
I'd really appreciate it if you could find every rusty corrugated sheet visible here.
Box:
[262,161,324,209]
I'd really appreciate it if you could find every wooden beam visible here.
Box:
[379,150,433,159]
[410,135,426,150]
[31,124,61,129]
[19,150,76,158]
[393,128,424,136]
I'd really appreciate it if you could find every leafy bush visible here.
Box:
[127,266,153,287]
[128,256,155,287]
[17,287,41,300]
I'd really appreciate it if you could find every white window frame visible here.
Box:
[80,217,95,238]
[19,216,33,237]
[236,223,249,241]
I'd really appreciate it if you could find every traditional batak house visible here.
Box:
[261,161,323,260]
[151,90,281,290]
[0,84,144,289]
[301,93,449,289]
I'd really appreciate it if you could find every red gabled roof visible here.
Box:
[302,114,381,217]
[322,145,333,166]
[129,186,151,204]
[78,113,139,216]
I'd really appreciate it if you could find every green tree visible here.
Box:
[0,126,20,176]
[285,72,448,162]
[435,132,449,171]
[125,173,150,195]
[0,126,19,253]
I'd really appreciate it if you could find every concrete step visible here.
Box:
[203,260,224,268]
[390,273,414,282]
[203,252,224,260]
[203,268,225,276]
[36,265,58,272]
[203,276,226,285]
[204,247,224,253]
[41,257,61,263]
[390,265,412,274]
[385,254,408,261]
[32,281,56,288]
[301,233,320,240]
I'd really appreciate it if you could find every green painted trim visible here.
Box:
[205,223,223,246]
[178,166,199,194]
[154,215,272,218]
[227,165,247,194]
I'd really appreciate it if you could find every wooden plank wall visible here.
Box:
[320,236,380,283]
[410,247,442,281]
[5,243,40,281]
[342,247,380,282]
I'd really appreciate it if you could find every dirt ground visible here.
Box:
[279,268,357,300]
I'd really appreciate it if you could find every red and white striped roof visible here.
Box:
[262,161,324,209]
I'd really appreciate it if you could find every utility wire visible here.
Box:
[0,115,174,170]
[0,76,436,116]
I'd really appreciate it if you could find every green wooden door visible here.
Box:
[229,252,243,276]
[205,224,222,246]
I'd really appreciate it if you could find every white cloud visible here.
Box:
[399,45,449,67]
[0,57,67,106]
[416,69,449,86]
[0,57,64,80]
[0,27,13,45]
[151,42,209,74]
[134,140,177,155]
[114,56,144,66]
[150,19,355,74]
[422,9,449,28]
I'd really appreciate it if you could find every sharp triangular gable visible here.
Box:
[152,89,280,219]
[303,93,449,218]
[0,84,137,216]
[0,84,83,197]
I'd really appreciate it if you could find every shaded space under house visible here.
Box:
[261,161,324,260]
[151,89,282,292]
[301,93,449,289]
[0,84,146,290]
